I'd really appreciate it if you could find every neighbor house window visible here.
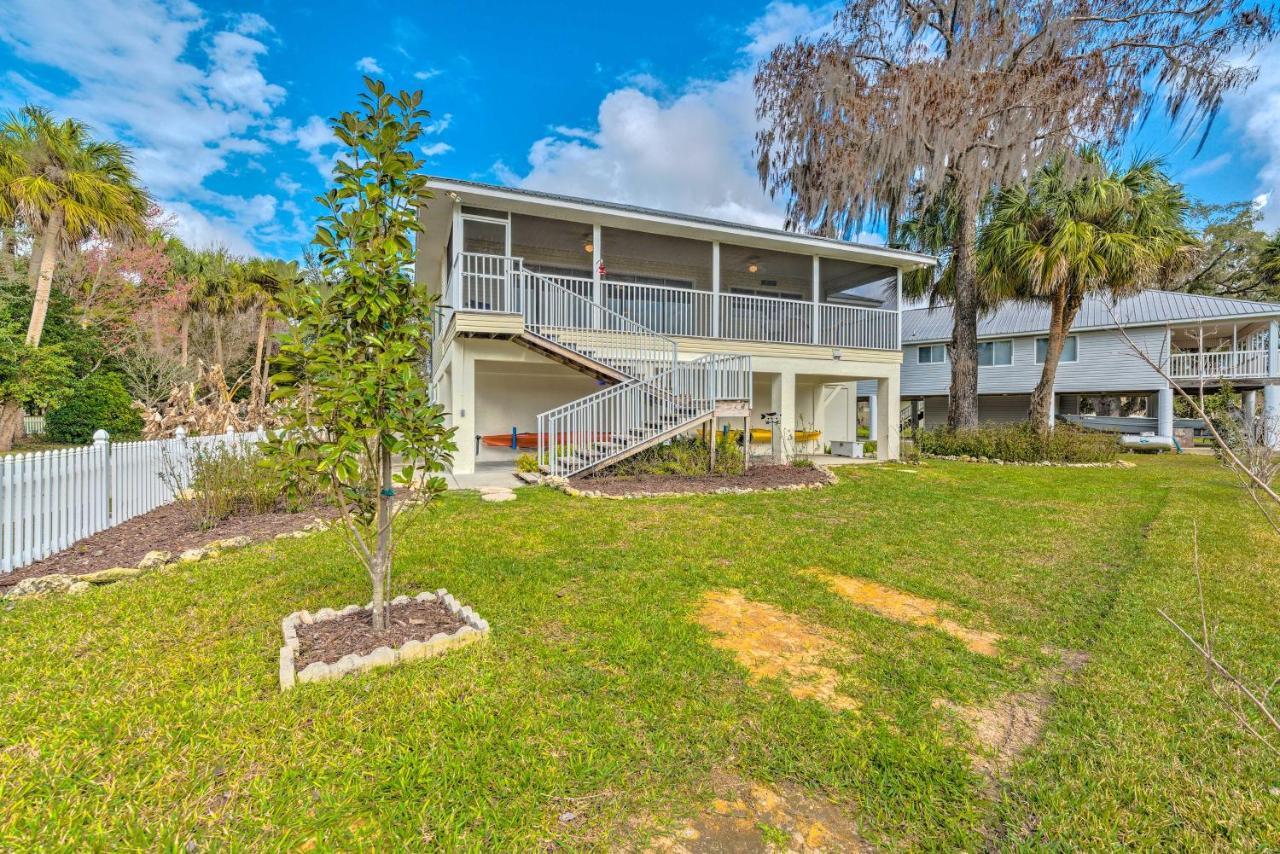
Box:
[978,339,1014,367]
[917,344,947,364]
[1035,335,1078,364]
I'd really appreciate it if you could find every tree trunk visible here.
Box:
[1029,288,1086,433]
[370,444,394,631]
[26,208,63,347]
[26,225,46,291]
[946,192,980,431]
[180,315,190,367]
[251,308,268,409]
[0,403,23,453]
[150,306,163,352]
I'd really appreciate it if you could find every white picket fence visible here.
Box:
[1,427,265,574]
[23,416,45,435]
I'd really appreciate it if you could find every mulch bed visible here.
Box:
[1,501,340,590]
[577,464,830,496]
[294,599,467,669]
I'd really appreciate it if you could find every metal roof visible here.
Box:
[903,290,1280,343]
[428,176,936,269]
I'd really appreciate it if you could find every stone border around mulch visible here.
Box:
[922,454,1136,469]
[541,465,839,499]
[278,589,490,691]
[3,519,336,602]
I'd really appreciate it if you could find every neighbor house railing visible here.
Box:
[450,252,901,351]
[1,427,265,574]
[1169,350,1270,380]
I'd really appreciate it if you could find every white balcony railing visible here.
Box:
[1169,350,1270,380]
[448,253,901,351]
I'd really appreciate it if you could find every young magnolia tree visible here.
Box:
[267,79,456,630]
[755,0,1273,430]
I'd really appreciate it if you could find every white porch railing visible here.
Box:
[1,427,264,574]
[1169,350,1270,380]
[450,252,901,351]
[819,303,900,350]
[718,292,813,345]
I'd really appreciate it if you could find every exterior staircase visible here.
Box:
[453,259,750,478]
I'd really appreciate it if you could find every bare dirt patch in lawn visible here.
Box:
[574,465,830,497]
[1,500,340,590]
[696,590,858,713]
[808,569,1003,657]
[945,649,1091,788]
[646,770,871,853]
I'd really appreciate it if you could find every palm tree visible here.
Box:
[979,150,1198,433]
[190,247,236,369]
[2,107,150,347]
[236,258,301,407]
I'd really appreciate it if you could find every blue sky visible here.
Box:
[2,0,1278,259]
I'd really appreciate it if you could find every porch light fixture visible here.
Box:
[583,241,594,254]
[746,256,761,274]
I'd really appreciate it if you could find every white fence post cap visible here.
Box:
[174,426,187,439]
[92,429,109,444]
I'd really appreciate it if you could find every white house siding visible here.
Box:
[901,326,1168,398]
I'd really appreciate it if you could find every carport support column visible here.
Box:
[771,371,795,463]
[1156,386,1174,441]
[1243,388,1258,440]
[876,373,901,461]
[1264,384,1280,449]
[867,393,878,442]
[449,339,476,475]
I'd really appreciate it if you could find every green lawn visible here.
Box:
[1,456,1277,850]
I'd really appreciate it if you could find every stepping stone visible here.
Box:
[480,491,516,503]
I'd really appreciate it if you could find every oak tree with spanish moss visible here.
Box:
[755,0,1274,429]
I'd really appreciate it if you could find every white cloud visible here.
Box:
[424,113,452,135]
[497,2,834,229]
[233,12,271,36]
[414,68,441,81]
[0,0,292,254]
[1226,41,1280,229]
[356,56,383,75]
[1177,152,1232,181]
[275,173,302,195]
[421,141,453,158]
[296,114,342,180]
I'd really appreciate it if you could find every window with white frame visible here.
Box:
[1035,335,1078,364]
[917,344,947,364]
[978,339,1014,366]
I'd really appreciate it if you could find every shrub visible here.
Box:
[604,434,745,478]
[45,373,142,444]
[164,444,295,529]
[790,457,815,469]
[916,422,1118,463]
[515,453,541,474]
[862,440,877,456]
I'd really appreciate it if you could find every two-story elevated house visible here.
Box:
[417,178,935,476]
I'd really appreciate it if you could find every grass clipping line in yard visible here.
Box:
[696,589,859,713]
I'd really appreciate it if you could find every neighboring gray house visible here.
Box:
[891,290,1280,442]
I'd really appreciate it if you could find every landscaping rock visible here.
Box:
[137,550,172,570]
[79,567,143,585]
[361,646,398,672]
[297,661,332,683]
[176,548,206,564]
[207,536,251,550]
[279,647,296,691]
[7,574,77,598]
[67,581,91,596]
